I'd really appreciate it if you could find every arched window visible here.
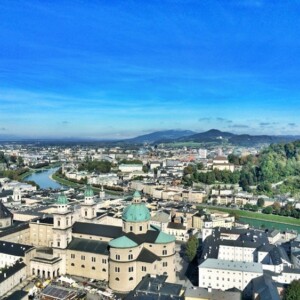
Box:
[81,265,85,268]
[129,277,133,281]
[92,266,95,270]
[71,263,75,266]
[115,277,120,281]
[102,268,106,272]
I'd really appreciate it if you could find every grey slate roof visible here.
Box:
[0,201,13,219]
[0,190,13,198]
[0,240,34,257]
[167,222,186,230]
[67,238,109,255]
[0,261,26,283]
[199,258,263,273]
[125,275,183,300]
[137,248,161,263]
[252,275,280,300]
[72,222,122,238]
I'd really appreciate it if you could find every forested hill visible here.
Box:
[233,140,300,194]
[183,140,300,197]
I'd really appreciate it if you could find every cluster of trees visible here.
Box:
[93,184,123,192]
[119,159,143,165]
[30,161,49,169]
[183,165,240,186]
[262,202,300,218]
[184,141,300,197]
[243,203,259,212]
[0,168,29,181]
[0,151,24,168]
[283,279,300,300]
[78,160,112,173]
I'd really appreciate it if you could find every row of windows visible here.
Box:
[115,254,133,260]
[115,277,133,281]
[115,251,168,261]
[202,282,242,289]
[202,276,242,283]
[70,254,106,264]
[115,267,134,272]
[70,263,106,272]
[129,225,144,232]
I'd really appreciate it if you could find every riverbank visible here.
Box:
[20,163,62,180]
[197,205,300,226]
[51,172,125,196]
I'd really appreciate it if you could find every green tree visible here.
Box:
[185,235,199,262]
[262,206,273,214]
[283,279,300,300]
[257,198,265,208]
[183,165,195,175]
[197,163,204,170]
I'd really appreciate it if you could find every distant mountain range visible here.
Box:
[123,129,300,146]
[125,130,196,143]
[1,129,299,147]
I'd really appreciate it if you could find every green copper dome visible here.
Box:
[84,185,94,197]
[109,236,138,248]
[122,203,151,222]
[155,231,176,244]
[57,193,68,205]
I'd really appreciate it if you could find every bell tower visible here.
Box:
[52,193,73,249]
[81,185,97,220]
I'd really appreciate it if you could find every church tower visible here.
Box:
[81,186,97,220]
[52,193,73,249]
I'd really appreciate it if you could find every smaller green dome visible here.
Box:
[155,231,176,244]
[109,236,138,248]
[57,193,68,205]
[84,185,94,197]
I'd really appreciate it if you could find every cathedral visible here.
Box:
[0,189,176,293]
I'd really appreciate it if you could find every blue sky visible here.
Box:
[1,0,300,138]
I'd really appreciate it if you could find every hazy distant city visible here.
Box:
[1,1,300,300]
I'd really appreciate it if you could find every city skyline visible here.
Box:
[1,1,300,138]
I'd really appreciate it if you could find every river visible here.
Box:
[239,217,300,234]
[24,167,64,189]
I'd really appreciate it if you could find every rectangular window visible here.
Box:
[102,259,107,264]
[71,254,75,259]
[142,266,147,272]
[163,262,167,267]
[162,250,167,255]
[128,254,133,260]
[115,267,120,272]
[116,255,120,260]
[92,257,96,262]
[139,226,142,231]
[81,255,85,260]
[129,267,134,272]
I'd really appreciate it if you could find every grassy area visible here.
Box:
[52,173,124,195]
[19,170,35,180]
[197,205,300,226]
[51,173,80,188]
